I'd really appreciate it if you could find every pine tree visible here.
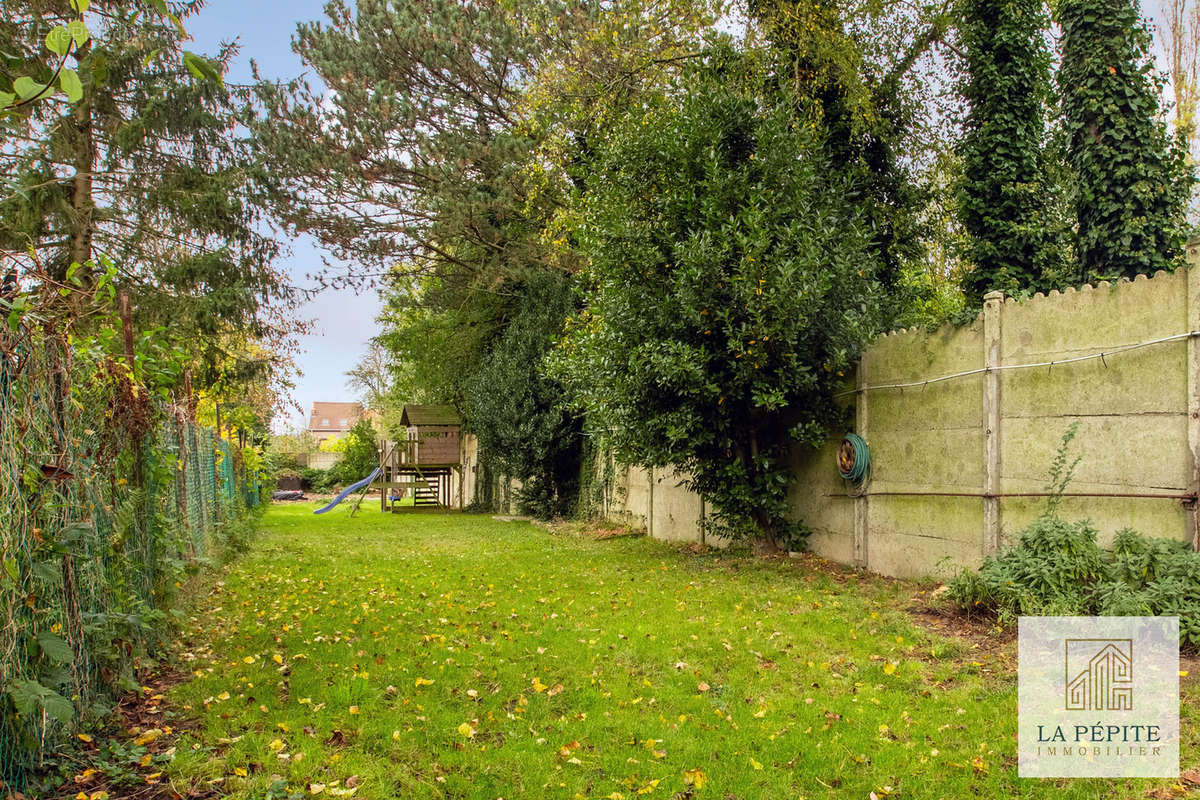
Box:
[0,1,289,351]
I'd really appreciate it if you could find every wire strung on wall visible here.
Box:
[835,330,1200,397]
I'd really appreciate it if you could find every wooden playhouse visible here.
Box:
[375,404,465,510]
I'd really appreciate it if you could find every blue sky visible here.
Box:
[187,0,381,432]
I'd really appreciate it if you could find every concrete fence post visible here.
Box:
[1187,243,1200,549]
[853,353,869,569]
[647,466,654,539]
[982,290,1005,555]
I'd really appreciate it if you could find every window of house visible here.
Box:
[321,418,330,427]
[340,418,349,426]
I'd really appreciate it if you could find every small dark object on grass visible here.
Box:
[40,463,75,482]
[272,490,306,501]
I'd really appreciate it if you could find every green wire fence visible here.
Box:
[0,321,262,791]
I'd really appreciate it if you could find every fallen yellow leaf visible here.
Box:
[682,767,707,788]
[134,729,160,746]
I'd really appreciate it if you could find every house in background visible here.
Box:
[307,401,367,446]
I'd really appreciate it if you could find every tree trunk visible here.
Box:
[752,534,783,556]
[65,54,96,284]
[63,37,95,286]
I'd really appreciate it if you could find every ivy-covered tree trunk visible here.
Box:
[958,0,1061,299]
[1056,0,1194,281]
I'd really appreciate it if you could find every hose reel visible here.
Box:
[837,432,870,486]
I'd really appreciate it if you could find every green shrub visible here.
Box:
[300,466,337,493]
[948,518,1200,649]
[328,420,379,486]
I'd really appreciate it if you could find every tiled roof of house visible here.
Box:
[308,401,365,432]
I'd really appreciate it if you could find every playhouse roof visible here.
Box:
[400,404,461,427]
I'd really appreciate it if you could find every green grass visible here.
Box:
[164,504,1198,799]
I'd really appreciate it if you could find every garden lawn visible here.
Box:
[164,504,1199,799]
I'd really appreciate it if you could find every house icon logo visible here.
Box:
[1065,638,1133,711]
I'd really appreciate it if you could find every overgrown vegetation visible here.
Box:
[465,272,582,519]
[948,424,1200,648]
[0,5,289,790]
[0,275,271,791]
[553,45,899,547]
[957,0,1063,299]
[949,520,1200,649]
[282,0,1196,544]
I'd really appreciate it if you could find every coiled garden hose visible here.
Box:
[837,433,870,485]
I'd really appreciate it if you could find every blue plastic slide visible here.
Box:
[313,467,382,514]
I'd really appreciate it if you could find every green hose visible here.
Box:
[838,433,870,484]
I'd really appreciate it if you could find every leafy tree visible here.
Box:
[376,275,510,411]
[1162,0,1199,149]
[749,0,955,291]
[331,419,380,486]
[250,0,719,286]
[957,0,1063,299]
[465,271,580,519]
[346,340,392,409]
[553,46,892,549]
[0,1,89,115]
[1056,0,1195,280]
[270,429,318,459]
[266,0,719,514]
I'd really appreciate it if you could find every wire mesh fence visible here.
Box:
[0,319,262,790]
